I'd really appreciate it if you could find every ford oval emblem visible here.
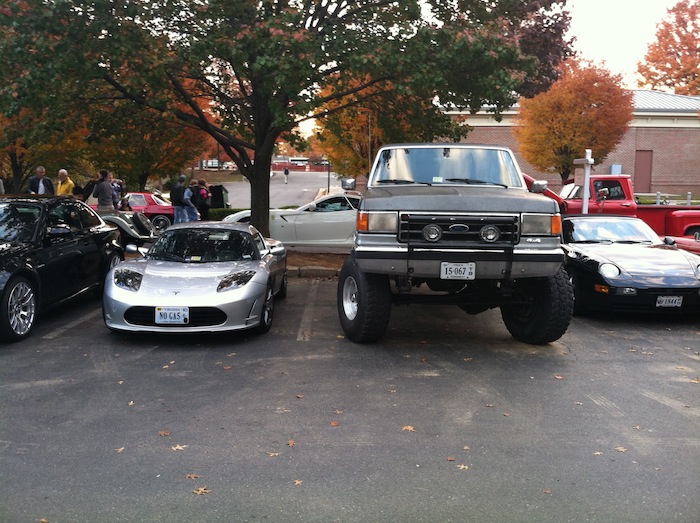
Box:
[449,224,470,232]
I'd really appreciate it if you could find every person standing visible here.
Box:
[56,169,75,196]
[170,174,187,224]
[196,179,212,220]
[284,166,290,184]
[183,179,200,222]
[26,166,55,195]
[92,170,115,211]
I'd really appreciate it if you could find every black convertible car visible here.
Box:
[0,195,124,341]
[562,215,700,314]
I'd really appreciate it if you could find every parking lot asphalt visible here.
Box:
[1,276,698,523]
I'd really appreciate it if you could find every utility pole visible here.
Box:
[574,149,594,214]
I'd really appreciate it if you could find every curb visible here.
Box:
[288,265,339,278]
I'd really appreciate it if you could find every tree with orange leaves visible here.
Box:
[637,0,700,95]
[513,61,634,182]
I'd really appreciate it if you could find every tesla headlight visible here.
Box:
[599,263,621,279]
[114,268,143,291]
[521,213,561,235]
[218,270,256,292]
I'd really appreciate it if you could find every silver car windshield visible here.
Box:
[148,229,257,263]
[372,147,523,187]
[0,203,41,242]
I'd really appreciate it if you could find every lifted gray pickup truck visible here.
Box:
[337,143,573,345]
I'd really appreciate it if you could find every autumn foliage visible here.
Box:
[637,0,700,95]
[513,62,634,181]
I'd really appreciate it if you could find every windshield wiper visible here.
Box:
[445,178,508,188]
[148,252,185,262]
[375,179,430,185]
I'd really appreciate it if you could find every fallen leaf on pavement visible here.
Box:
[614,446,627,453]
[192,487,210,495]
[456,464,469,470]
[287,440,295,447]
[293,479,303,486]
[266,452,280,457]
[158,431,171,437]
[114,447,125,453]
[402,425,416,432]
[171,444,188,451]
[186,474,200,479]
[329,421,339,426]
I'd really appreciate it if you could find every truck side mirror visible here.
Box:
[596,188,609,202]
[530,180,548,194]
[694,232,700,241]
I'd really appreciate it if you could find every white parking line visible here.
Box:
[42,308,103,340]
[296,279,319,342]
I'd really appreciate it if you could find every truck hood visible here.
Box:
[361,186,559,214]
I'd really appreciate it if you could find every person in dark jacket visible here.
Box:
[25,166,55,195]
[170,174,187,224]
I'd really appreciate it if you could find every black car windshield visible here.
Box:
[372,147,523,187]
[564,218,661,244]
[147,228,257,263]
[0,203,41,242]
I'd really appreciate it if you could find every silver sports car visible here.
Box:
[102,222,287,333]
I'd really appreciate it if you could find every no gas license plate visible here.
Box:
[655,296,682,307]
[155,306,190,324]
[440,262,476,280]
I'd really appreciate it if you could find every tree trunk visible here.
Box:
[248,154,272,237]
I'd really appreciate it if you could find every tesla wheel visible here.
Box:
[337,257,391,343]
[254,284,274,334]
[276,271,288,300]
[151,214,171,234]
[0,276,38,342]
[500,268,573,345]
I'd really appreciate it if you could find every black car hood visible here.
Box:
[570,243,700,286]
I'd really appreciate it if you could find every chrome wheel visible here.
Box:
[3,278,37,340]
[341,275,359,321]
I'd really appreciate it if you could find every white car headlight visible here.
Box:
[599,263,621,279]
[218,270,256,292]
[114,268,143,291]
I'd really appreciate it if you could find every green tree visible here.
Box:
[513,61,634,181]
[637,0,700,95]
[0,0,572,234]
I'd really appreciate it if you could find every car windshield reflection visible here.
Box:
[564,218,661,245]
[0,203,40,242]
[147,228,257,263]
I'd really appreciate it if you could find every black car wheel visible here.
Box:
[276,271,288,299]
[151,214,172,234]
[0,276,38,341]
[132,212,154,236]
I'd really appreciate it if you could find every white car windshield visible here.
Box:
[371,147,523,188]
[148,229,257,263]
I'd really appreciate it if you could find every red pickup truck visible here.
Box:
[524,173,700,254]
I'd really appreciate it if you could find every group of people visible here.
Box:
[24,166,129,211]
[169,174,212,223]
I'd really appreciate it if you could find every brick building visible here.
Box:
[456,90,700,196]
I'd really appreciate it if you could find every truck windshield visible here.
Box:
[371,147,523,188]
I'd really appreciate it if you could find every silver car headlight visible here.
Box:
[218,270,256,292]
[114,268,143,291]
[599,263,621,279]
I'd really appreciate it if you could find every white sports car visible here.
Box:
[102,222,287,333]
[223,192,361,249]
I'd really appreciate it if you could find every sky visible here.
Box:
[565,0,680,87]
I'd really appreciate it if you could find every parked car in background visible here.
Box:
[223,192,361,249]
[0,195,123,341]
[97,210,155,247]
[124,192,174,234]
[562,215,700,314]
[103,222,287,334]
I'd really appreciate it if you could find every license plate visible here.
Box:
[155,306,190,324]
[440,262,475,280]
[656,296,682,308]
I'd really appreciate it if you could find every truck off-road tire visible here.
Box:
[337,257,391,343]
[500,268,573,345]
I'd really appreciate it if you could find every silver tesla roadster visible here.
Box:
[102,222,287,334]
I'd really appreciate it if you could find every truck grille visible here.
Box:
[399,213,519,246]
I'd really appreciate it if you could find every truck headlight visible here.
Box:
[521,213,561,235]
[357,211,398,233]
